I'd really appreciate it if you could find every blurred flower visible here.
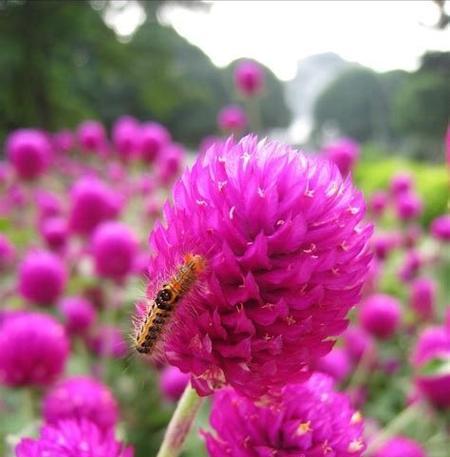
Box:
[199,135,222,156]
[69,177,122,235]
[16,419,133,457]
[360,294,401,340]
[411,325,450,409]
[35,190,62,221]
[323,138,360,176]
[18,250,67,306]
[58,296,96,335]
[145,198,162,220]
[92,222,138,281]
[398,249,422,282]
[139,122,171,163]
[0,234,15,271]
[53,129,74,154]
[139,135,372,398]
[402,224,422,249]
[6,129,51,180]
[0,160,11,186]
[133,251,150,278]
[234,59,265,96]
[410,277,436,320]
[394,192,422,221]
[371,233,398,261]
[43,376,118,431]
[158,143,185,185]
[217,105,247,132]
[390,173,413,196]
[41,217,68,252]
[77,120,107,154]
[112,115,140,161]
[203,373,365,457]
[369,191,388,218]
[313,346,351,382]
[430,214,450,242]
[159,366,190,402]
[373,436,426,457]
[88,326,128,359]
[343,326,376,364]
[0,312,69,387]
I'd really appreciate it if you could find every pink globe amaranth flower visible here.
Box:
[43,376,119,431]
[343,326,376,364]
[69,177,123,235]
[139,135,373,398]
[217,105,247,132]
[16,419,133,457]
[53,129,74,154]
[58,296,96,335]
[390,173,413,196]
[403,224,422,249]
[371,233,398,261]
[88,326,128,359]
[369,191,388,218]
[398,250,422,282]
[6,129,52,180]
[410,277,436,320]
[77,120,107,153]
[360,294,401,340]
[0,312,69,387]
[313,346,351,382]
[199,135,222,156]
[430,214,450,242]
[35,190,62,221]
[203,373,365,457]
[139,122,171,163]
[0,234,15,271]
[373,436,426,457]
[394,192,422,221]
[133,251,150,277]
[158,143,184,185]
[159,366,190,402]
[323,138,360,176]
[234,59,265,96]
[91,222,138,281]
[112,115,140,161]
[41,217,68,252]
[18,250,67,306]
[411,326,450,409]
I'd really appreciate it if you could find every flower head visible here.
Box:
[77,120,107,153]
[394,192,422,221]
[138,135,372,398]
[43,376,119,431]
[313,346,351,382]
[410,277,436,320]
[373,436,426,457]
[343,326,376,363]
[53,129,74,154]
[91,222,138,281]
[59,296,96,335]
[0,311,69,387]
[359,294,401,340]
[234,60,265,96]
[159,366,190,402]
[16,419,133,457]
[139,122,171,163]
[369,191,388,218]
[6,129,51,180]
[217,105,247,132]
[430,214,450,242]
[390,173,413,196]
[88,326,128,359]
[112,115,140,161]
[41,217,68,252]
[204,373,365,457]
[158,143,185,185]
[18,250,67,306]
[323,138,360,176]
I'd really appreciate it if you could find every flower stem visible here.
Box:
[156,383,204,457]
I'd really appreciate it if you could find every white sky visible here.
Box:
[157,0,450,80]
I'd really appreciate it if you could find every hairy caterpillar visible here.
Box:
[134,253,205,355]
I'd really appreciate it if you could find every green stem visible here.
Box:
[246,96,262,134]
[156,383,204,457]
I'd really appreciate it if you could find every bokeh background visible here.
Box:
[0,1,449,457]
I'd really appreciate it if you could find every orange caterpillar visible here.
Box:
[135,254,205,355]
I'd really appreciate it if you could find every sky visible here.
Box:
[155,0,449,80]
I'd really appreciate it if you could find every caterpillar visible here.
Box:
[134,253,205,355]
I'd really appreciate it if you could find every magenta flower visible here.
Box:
[234,60,265,96]
[360,294,401,340]
[394,192,422,221]
[323,138,360,176]
[138,135,372,398]
[411,326,450,409]
[430,214,450,242]
[398,249,422,282]
[369,191,388,218]
[53,130,74,154]
[6,129,51,180]
[43,376,119,431]
[58,296,96,335]
[158,143,185,185]
[88,326,128,359]
[18,250,67,306]
[112,115,140,161]
[139,122,171,163]
[199,135,222,156]
[217,105,247,132]
[343,326,376,364]
[204,373,365,457]
[371,233,398,261]
[402,224,421,249]
[313,346,351,382]
[35,190,62,221]
[16,419,133,457]
[77,120,107,153]
[0,312,69,387]
[41,217,68,252]
[410,277,436,320]
[0,234,15,271]
[373,436,426,457]
[390,173,413,196]
[69,177,123,235]
[159,366,190,402]
[91,222,138,281]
